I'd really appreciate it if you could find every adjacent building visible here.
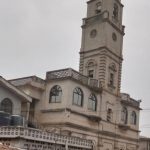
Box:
[0,0,142,150]
[139,136,150,150]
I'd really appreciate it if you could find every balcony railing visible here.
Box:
[0,127,93,149]
[46,68,101,89]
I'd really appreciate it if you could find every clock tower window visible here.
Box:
[86,61,97,79]
[108,63,117,88]
[109,73,114,86]
[113,3,119,20]
[88,70,94,78]
[95,1,102,14]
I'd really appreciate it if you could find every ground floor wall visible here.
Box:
[0,138,92,150]
[43,124,139,150]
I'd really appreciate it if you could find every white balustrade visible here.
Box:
[0,127,93,149]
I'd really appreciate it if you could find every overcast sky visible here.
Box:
[0,0,150,137]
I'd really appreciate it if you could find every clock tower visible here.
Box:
[79,0,125,95]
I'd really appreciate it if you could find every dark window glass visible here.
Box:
[88,94,97,111]
[49,85,62,103]
[107,108,112,122]
[73,88,83,107]
[110,73,114,86]
[113,3,119,20]
[96,2,102,14]
[88,70,94,78]
[121,107,128,124]
[131,111,136,125]
[1,98,13,114]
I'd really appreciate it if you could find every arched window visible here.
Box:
[73,88,83,107]
[121,107,128,124]
[1,98,13,114]
[113,3,119,20]
[107,108,113,122]
[88,94,97,111]
[49,85,62,103]
[130,111,137,125]
[96,1,102,14]
[108,63,117,87]
[86,60,97,78]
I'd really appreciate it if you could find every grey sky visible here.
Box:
[0,0,150,136]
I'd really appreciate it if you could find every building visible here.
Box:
[0,76,31,122]
[139,136,150,150]
[0,76,93,150]
[0,0,141,150]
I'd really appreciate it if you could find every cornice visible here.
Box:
[42,122,139,143]
[80,46,123,61]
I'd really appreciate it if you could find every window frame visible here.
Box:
[88,94,97,111]
[121,107,128,124]
[0,98,13,114]
[113,3,119,20]
[107,108,113,122]
[49,85,62,103]
[96,1,102,14]
[130,111,137,125]
[73,87,84,107]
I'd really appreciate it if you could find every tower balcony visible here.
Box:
[46,68,102,91]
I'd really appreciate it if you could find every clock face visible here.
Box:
[90,29,97,38]
[112,32,117,41]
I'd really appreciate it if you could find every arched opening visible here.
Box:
[131,111,137,125]
[73,87,83,107]
[1,98,13,114]
[121,107,128,124]
[49,85,62,103]
[88,94,97,111]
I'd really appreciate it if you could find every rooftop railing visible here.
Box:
[46,68,101,90]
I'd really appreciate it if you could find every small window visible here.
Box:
[90,29,97,38]
[86,61,97,78]
[96,2,102,14]
[1,98,13,114]
[113,3,119,20]
[121,107,128,124]
[107,108,112,122]
[73,88,83,107]
[108,63,116,88]
[49,85,62,103]
[88,70,94,78]
[112,32,117,41]
[130,111,136,125]
[88,94,97,111]
[109,73,114,86]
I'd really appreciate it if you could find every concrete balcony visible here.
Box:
[0,126,93,149]
[120,93,140,109]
